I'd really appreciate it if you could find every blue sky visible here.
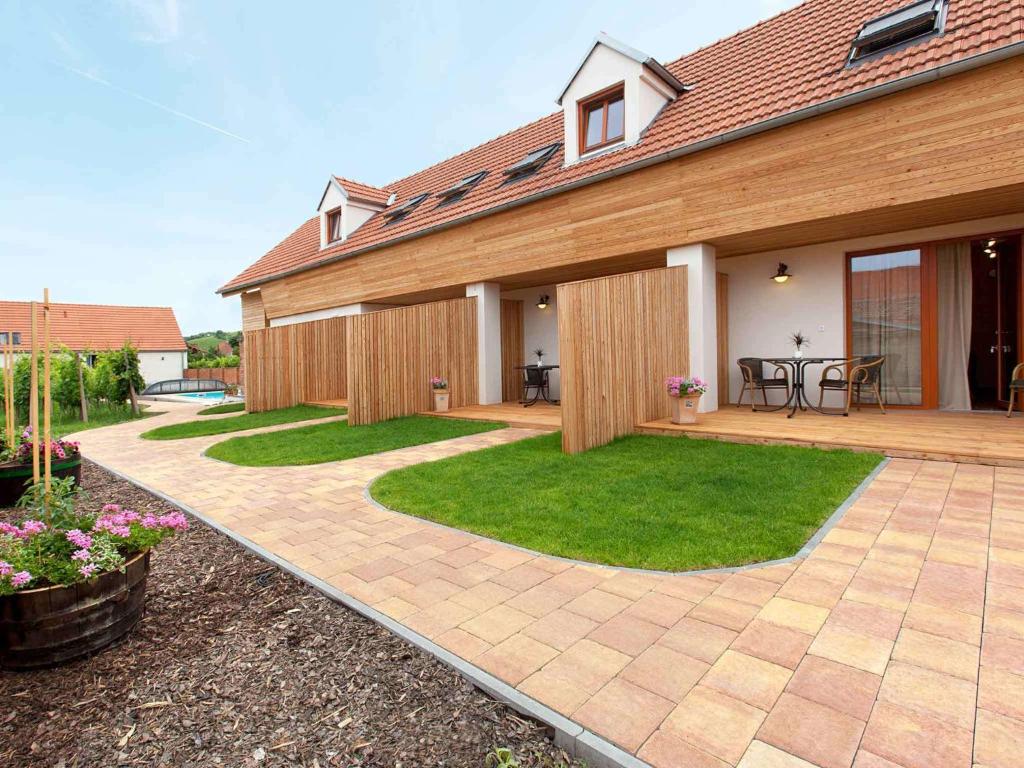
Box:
[0,0,798,335]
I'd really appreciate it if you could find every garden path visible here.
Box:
[73,404,1024,768]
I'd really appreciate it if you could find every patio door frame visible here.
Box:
[845,226,1024,411]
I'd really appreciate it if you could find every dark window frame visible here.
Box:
[436,171,489,206]
[382,193,430,224]
[577,83,626,156]
[502,143,561,183]
[848,0,946,65]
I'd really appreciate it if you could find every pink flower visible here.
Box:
[20,520,46,537]
[79,564,98,578]
[158,512,189,531]
[0,522,20,538]
[11,571,31,588]
[0,561,11,577]
[101,504,121,514]
[66,529,93,549]
[141,514,160,529]
[72,549,91,562]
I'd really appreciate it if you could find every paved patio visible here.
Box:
[74,404,1024,768]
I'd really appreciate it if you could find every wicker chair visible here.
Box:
[520,366,550,406]
[818,355,886,414]
[1008,363,1024,418]
[736,358,790,410]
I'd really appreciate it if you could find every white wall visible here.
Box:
[500,285,560,399]
[139,351,187,386]
[718,212,1024,406]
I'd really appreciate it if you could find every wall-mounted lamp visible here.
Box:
[771,263,792,284]
[536,294,550,309]
[986,239,999,259]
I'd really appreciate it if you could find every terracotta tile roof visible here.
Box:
[333,176,393,206]
[0,301,187,352]
[220,0,1024,294]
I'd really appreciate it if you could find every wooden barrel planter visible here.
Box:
[0,550,150,670]
[0,456,81,508]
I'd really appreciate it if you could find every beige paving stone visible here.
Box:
[878,661,977,730]
[775,574,847,609]
[532,639,631,696]
[844,575,913,612]
[449,580,516,613]
[758,692,865,768]
[731,619,813,670]
[459,604,534,645]
[474,634,558,685]
[786,655,881,721]
[903,601,982,645]
[660,617,738,663]
[737,740,819,768]
[808,623,895,675]
[621,644,709,702]
[520,609,597,652]
[662,686,766,765]
[978,665,1024,722]
[826,598,904,641]
[712,574,780,606]
[653,575,721,603]
[701,650,792,711]
[434,627,492,660]
[573,678,674,752]
[861,701,973,768]
[758,597,829,635]
[638,729,730,768]
[403,599,478,638]
[563,588,632,623]
[975,707,1024,768]
[688,595,761,632]
[985,606,1024,640]
[891,627,980,682]
[622,590,694,627]
[587,613,666,656]
[596,572,657,600]
[504,583,574,617]
[490,563,552,591]
[982,632,1024,675]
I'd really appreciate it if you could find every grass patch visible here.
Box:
[56,403,160,438]
[205,415,505,466]
[142,405,345,441]
[197,402,246,416]
[370,432,882,572]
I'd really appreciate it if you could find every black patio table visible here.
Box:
[761,356,852,418]
[515,364,560,406]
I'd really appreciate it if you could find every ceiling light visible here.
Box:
[771,263,792,283]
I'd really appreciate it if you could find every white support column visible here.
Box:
[666,243,718,412]
[466,282,503,405]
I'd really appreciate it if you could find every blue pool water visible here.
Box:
[177,391,227,400]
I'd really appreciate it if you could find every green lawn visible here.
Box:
[141,404,345,440]
[205,415,505,466]
[56,403,161,438]
[370,432,882,572]
[197,402,246,416]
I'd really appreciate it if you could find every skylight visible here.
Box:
[850,0,945,63]
[503,143,561,181]
[382,193,429,222]
[437,171,488,204]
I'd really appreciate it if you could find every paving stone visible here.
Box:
[974,707,1024,768]
[474,634,559,686]
[688,595,761,632]
[638,729,730,768]
[574,678,674,752]
[786,655,882,721]
[620,644,709,703]
[731,619,813,670]
[587,613,666,657]
[563,588,632,622]
[659,617,738,663]
[758,692,866,768]
[807,623,895,675]
[622,590,695,627]
[891,628,980,682]
[520,608,597,652]
[661,687,766,765]
[758,597,830,635]
[459,604,534,645]
[861,701,973,768]
[877,661,977,730]
[737,740,819,768]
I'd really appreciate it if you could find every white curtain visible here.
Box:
[937,242,973,410]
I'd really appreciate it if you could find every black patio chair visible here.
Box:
[818,355,886,414]
[521,366,549,406]
[736,358,790,410]
[1008,363,1024,418]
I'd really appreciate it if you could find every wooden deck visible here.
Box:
[421,401,562,431]
[638,408,1024,466]
[307,398,348,408]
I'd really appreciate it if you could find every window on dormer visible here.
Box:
[579,85,625,155]
[326,208,343,242]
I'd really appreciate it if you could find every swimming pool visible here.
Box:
[177,391,228,400]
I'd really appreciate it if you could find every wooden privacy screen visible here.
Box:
[243,316,347,412]
[500,299,525,403]
[346,298,478,425]
[716,273,729,406]
[558,266,689,453]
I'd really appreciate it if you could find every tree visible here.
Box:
[91,343,144,410]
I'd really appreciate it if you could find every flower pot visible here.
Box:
[0,456,81,508]
[433,390,450,412]
[0,550,150,670]
[670,394,702,424]
[794,349,804,359]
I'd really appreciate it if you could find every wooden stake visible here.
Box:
[75,351,89,423]
[2,333,13,451]
[43,289,52,493]
[29,302,39,485]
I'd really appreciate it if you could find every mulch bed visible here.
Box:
[1,461,581,767]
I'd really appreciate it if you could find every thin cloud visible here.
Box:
[56,62,250,144]
[119,0,181,44]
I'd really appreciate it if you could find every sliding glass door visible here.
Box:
[847,249,928,406]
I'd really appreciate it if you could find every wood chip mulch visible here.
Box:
[1,461,582,768]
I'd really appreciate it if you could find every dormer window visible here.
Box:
[579,85,625,155]
[326,208,343,243]
[849,0,945,63]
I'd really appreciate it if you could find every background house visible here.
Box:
[0,301,187,386]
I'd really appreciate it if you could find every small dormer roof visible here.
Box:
[556,32,686,105]
[318,176,393,211]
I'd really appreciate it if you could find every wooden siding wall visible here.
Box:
[243,317,347,412]
[500,299,525,403]
[241,291,268,331]
[558,267,689,453]
[255,59,1024,321]
[716,273,729,406]
[346,298,478,426]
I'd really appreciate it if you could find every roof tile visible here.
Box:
[0,301,187,352]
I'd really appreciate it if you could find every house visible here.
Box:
[221,0,1024,453]
[0,301,188,386]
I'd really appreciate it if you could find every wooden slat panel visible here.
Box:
[500,299,524,403]
[346,298,478,425]
[243,316,347,412]
[716,272,729,406]
[255,59,1024,319]
[241,291,268,331]
[558,266,689,453]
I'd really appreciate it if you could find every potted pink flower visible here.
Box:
[430,376,449,412]
[666,376,708,424]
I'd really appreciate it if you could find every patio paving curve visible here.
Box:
[73,404,1024,768]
